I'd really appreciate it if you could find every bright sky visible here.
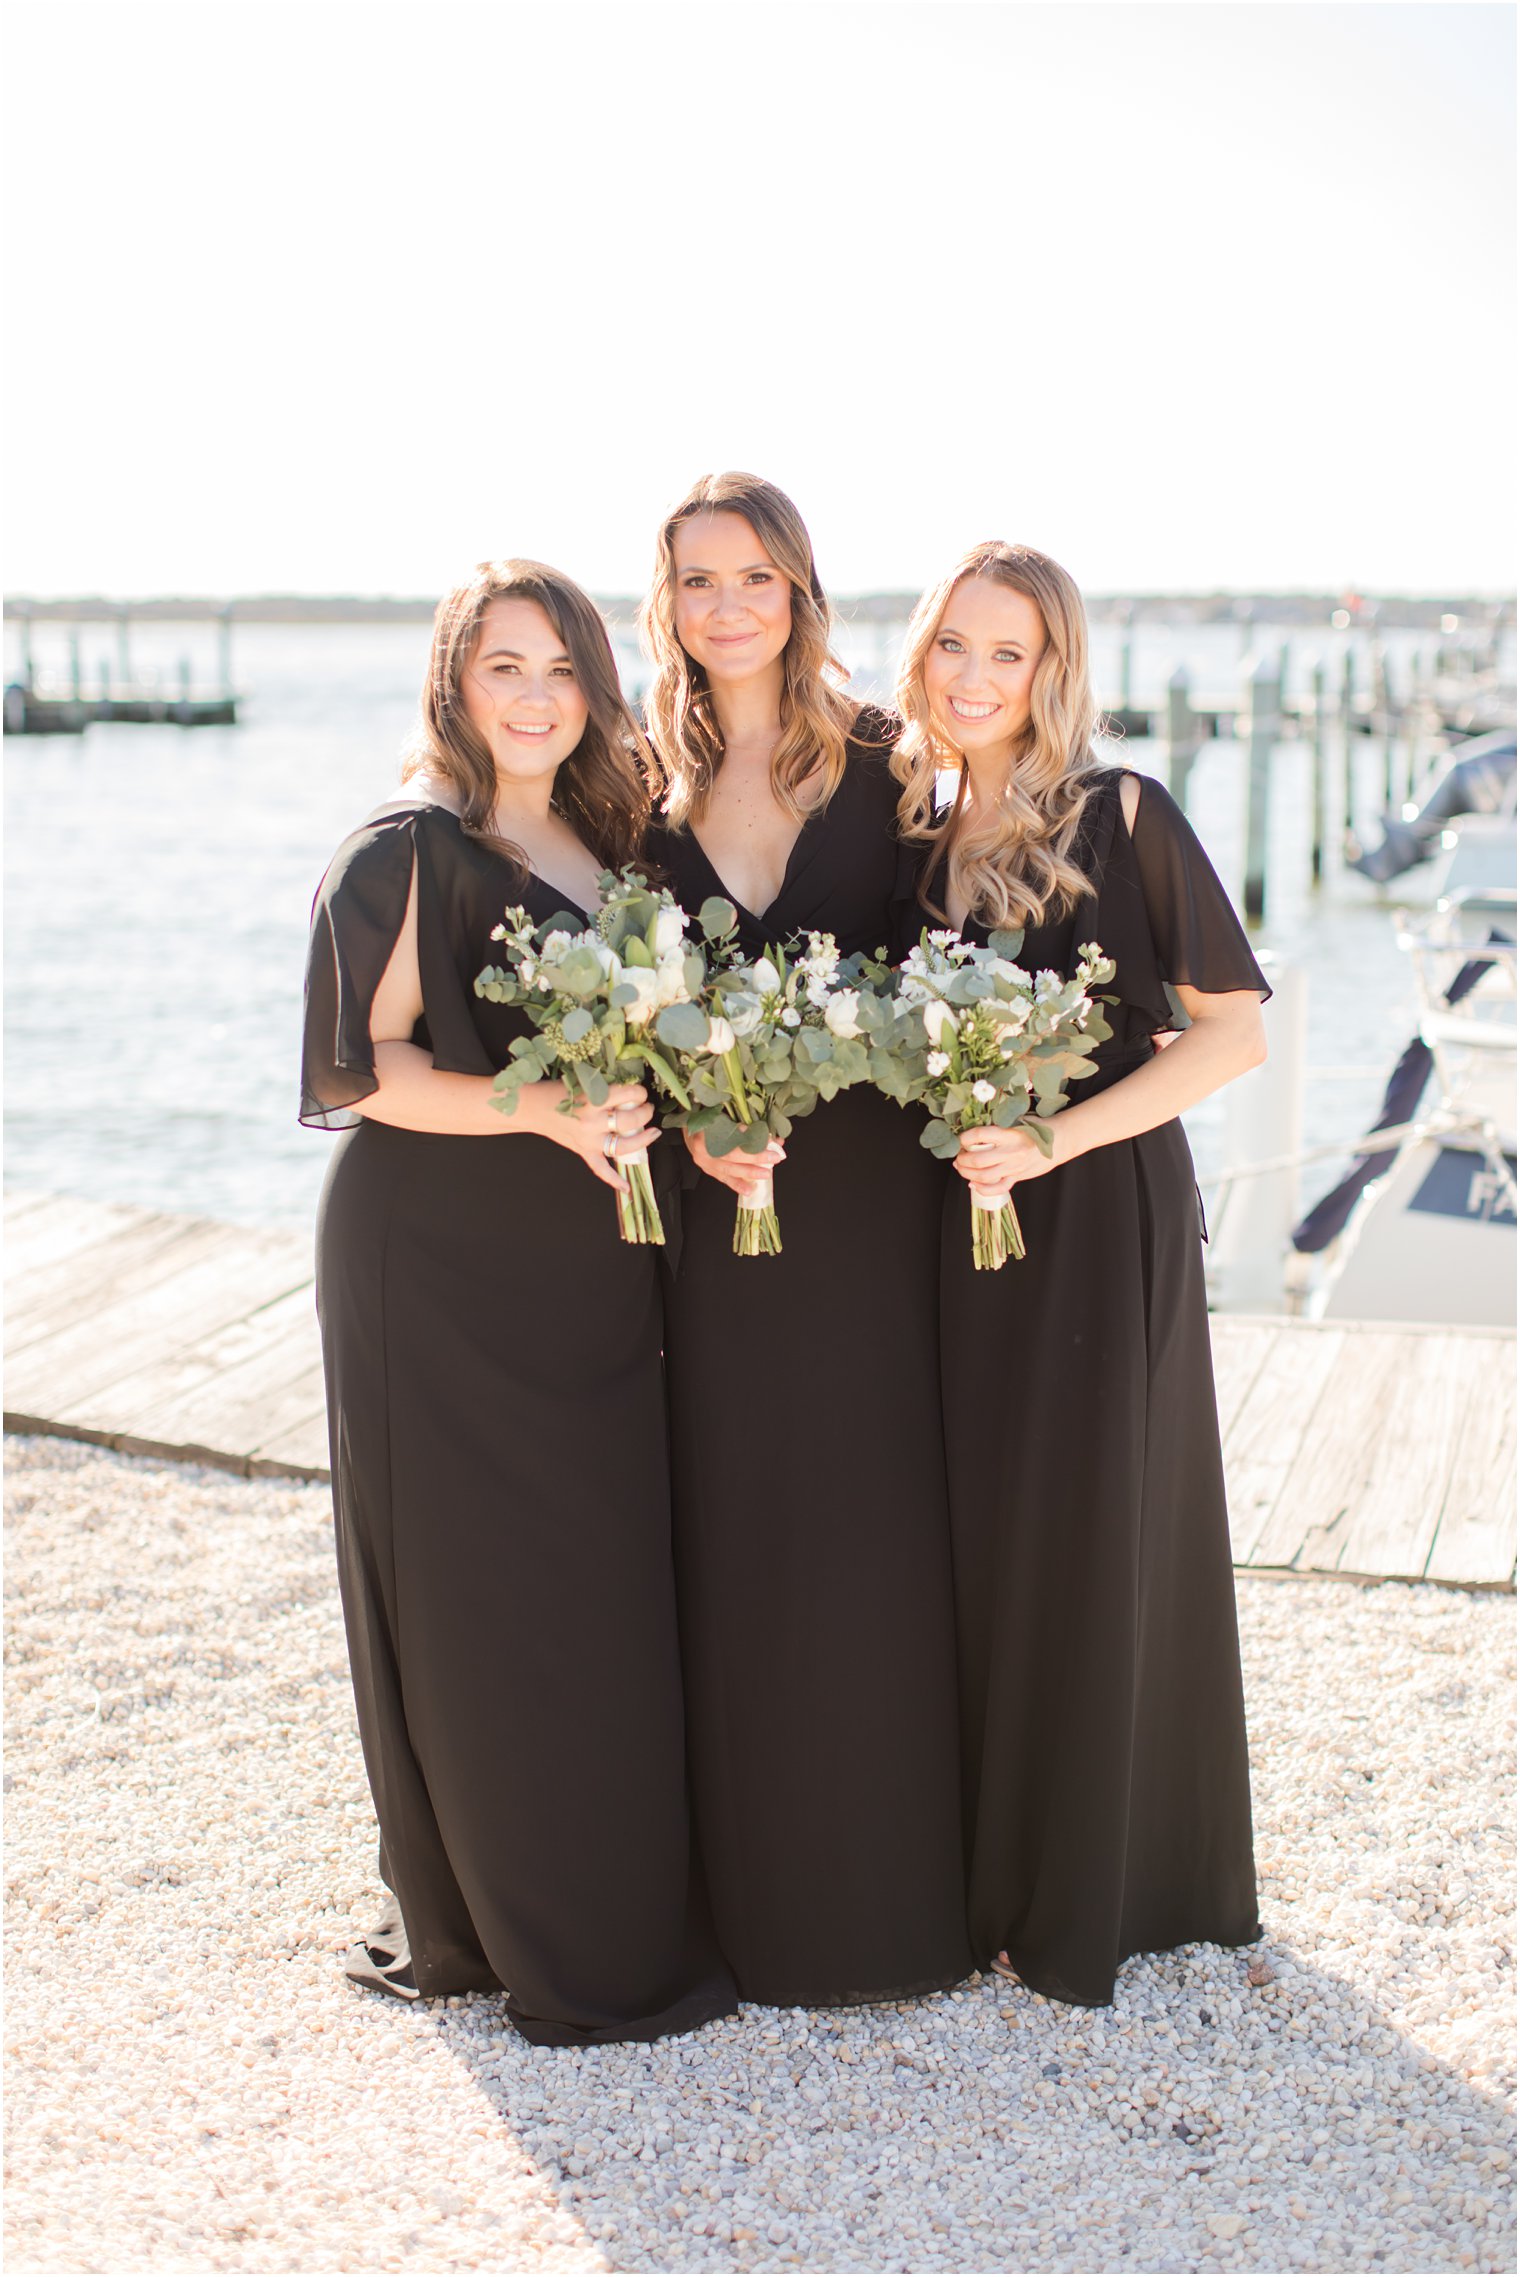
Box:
[6,0,1514,599]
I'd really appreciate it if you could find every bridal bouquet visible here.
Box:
[473,868,702,1245]
[654,922,877,1255]
[871,929,1116,1270]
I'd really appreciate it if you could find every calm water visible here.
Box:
[3,618,1460,1232]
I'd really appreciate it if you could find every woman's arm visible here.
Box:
[354,858,653,1190]
[957,774,1267,1193]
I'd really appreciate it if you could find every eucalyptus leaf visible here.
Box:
[656,1000,713,1050]
[700,896,738,941]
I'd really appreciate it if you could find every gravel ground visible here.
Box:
[4,1433,1514,2276]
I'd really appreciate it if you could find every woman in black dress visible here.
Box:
[893,542,1268,2007]
[641,472,973,2006]
[301,558,736,2045]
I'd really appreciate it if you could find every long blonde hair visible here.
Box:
[403,558,657,878]
[893,541,1106,930]
[639,471,865,828]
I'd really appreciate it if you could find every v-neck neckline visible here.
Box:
[411,801,595,924]
[688,808,818,928]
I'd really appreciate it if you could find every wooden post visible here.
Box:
[1341,645,1357,834]
[1118,634,1132,712]
[217,605,234,697]
[1373,646,1397,807]
[179,656,193,701]
[1242,651,1277,924]
[68,629,82,699]
[1277,640,1291,719]
[18,608,34,691]
[117,609,132,689]
[1307,654,1327,882]
[1165,664,1199,805]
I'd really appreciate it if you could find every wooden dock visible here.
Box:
[3,1191,1514,1588]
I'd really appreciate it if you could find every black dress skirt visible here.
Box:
[650,730,974,2007]
[300,800,737,2046]
[922,770,1268,2007]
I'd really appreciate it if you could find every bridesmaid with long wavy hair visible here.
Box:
[894,540,1267,2006]
[301,558,736,2044]
[642,472,973,2007]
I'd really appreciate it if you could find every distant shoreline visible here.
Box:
[4,590,1515,630]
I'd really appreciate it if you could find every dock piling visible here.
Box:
[1165,664,1200,805]
[1242,651,1278,924]
[1307,654,1327,882]
[1341,646,1358,834]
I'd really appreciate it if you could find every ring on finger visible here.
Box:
[603,1133,619,1160]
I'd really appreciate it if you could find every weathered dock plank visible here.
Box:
[5,1194,1514,1585]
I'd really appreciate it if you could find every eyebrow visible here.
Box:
[478,646,573,664]
[677,563,775,576]
[938,623,1025,646]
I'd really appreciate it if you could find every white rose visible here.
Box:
[704,1015,736,1055]
[926,1050,950,1077]
[653,950,689,1008]
[750,957,781,998]
[823,989,862,1039]
[727,995,763,1038]
[971,1080,997,1103]
[593,941,623,979]
[922,998,959,1043]
[652,906,686,956]
[620,967,661,1026]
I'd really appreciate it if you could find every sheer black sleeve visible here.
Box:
[300,808,420,1130]
[1128,777,1272,1002]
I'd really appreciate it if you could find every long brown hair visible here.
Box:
[893,541,1106,929]
[638,471,865,828]
[403,558,657,877]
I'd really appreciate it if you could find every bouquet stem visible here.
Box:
[733,1173,782,1258]
[970,1188,1025,1272]
[616,1151,666,1246]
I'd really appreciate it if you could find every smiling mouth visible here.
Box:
[504,721,554,737]
[707,631,757,647]
[949,697,1001,721]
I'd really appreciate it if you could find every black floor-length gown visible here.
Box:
[301,799,737,2046]
[650,725,974,2007]
[925,769,1267,2007]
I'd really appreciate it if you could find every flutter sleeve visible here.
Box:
[1128,776,1272,1002]
[300,809,420,1130]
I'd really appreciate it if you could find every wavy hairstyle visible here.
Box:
[892,541,1106,930]
[402,558,657,879]
[639,471,868,828]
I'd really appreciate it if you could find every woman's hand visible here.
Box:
[541,1082,656,1193]
[684,1125,786,1201]
[954,1121,1066,1199]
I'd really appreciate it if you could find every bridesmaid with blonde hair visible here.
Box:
[894,540,1268,2006]
[643,472,972,2008]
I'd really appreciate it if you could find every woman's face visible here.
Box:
[457,596,590,786]
[922,577,1047,764]
[671,511,793,685]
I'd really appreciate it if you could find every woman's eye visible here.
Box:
[745,572,773,585]
[551,667,575,679]
[995,651,1023,665]
[682,576,710,590]
[492,662,519,675]
[938,638,964,654]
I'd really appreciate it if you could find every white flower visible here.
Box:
[750,957,781,998]
[986,957,1027,986]
[926,929,960,951]
[926,1050,951,1077]
[652,905,686,956]
[971,1080,997,1103]
[897,975,933,1007]
[518,955,537,986]
[726,994,763,1037]
[619,967,661,1026]
[592,941,623,980]
[823,989,862,1039]
[652,950,689,1009]
[994,1003,1031,1039]
[922,998,959,1043]
[803,972,833,1008]
[540,929,575,961]
[703,1015,736,1055]
[780,1007,801,1029]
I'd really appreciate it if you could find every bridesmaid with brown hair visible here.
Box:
[642,473,973,2008]
[893,540,1268,2007]
[301,558,736,2045]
